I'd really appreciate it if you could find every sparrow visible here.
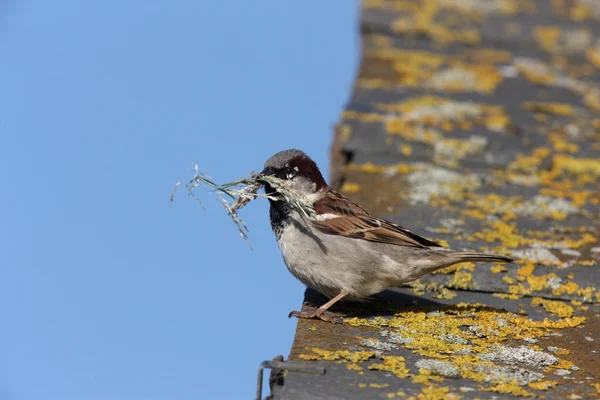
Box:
[259,149,513,323]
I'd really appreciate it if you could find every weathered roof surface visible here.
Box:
[269,1,600,399]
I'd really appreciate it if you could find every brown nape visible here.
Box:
[289,155,328,190]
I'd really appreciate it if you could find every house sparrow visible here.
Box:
[260,149,513,323]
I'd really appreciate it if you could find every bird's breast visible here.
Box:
[275,212,388,299]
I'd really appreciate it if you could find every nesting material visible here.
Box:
[171,165,317,247]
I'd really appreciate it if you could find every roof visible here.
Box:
[267,1,600,398]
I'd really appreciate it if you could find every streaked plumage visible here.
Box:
[260,149,512,323]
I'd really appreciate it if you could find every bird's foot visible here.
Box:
[288,309,343,324]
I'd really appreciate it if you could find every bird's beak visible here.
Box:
[257,167,275,184]
[260,166,275,176]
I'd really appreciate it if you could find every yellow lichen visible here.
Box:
[524,101,576,116]
[533,26,561,53]
[391,5,480,46]
[433,287,457,300]
[493,293,522,300]
[340,182,361,193]
[370,383,390,388]
[549,132,579,154]
[481,382,535,397]
[368,356,410,379]
[346,162,413,176]
[541,155,600,185]
[413,385,461,400]
[553,281,579,296]
[472,220,596,254]
[346,363,364,372]
[298,348,375,363]
[491,264,508,273]
[517,262,535,278]
[433,262,475,275]
[380,96,511,138]
[399,144,413,156]
[341,300,586,396]
[411,371,445,385]
[587,46,600,68]
[448,272,472,289]
[531,297,574,318]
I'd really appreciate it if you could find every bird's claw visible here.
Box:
[288,309,343,324]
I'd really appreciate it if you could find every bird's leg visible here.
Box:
[289,292,347,324]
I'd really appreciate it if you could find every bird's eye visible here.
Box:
[286,168,296,180]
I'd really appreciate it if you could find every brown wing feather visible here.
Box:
[312,191,441,248]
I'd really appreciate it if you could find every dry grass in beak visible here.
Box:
[170,164,317,248]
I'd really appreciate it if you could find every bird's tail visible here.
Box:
[450,252,513,264]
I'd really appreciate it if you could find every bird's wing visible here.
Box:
[311,190,441,248]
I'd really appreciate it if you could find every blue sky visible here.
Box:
[1,1,358,399]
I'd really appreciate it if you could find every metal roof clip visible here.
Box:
[256,357,326,400]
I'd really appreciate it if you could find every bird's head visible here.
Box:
[260,149,327,199]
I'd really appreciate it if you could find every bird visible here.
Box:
[259,149,513,323]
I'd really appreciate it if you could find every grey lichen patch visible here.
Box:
[380,330,414,345]
[479,345,558,369]
[536,27,593,55]
[406,165,480,205]
[425,68,485,93]
[513,195,579,218]
[415,359,460,378]
[579,0,600,18]
[360,339,397,353]
[439,218,465,234]
[402,101,486,125]
[474,364,544,386]
[554,369,571,376]
[561,249,582,257]
[547,276,563,289]
[440,333,470,345]
[439,0,523,14]
[433,135,488,167]
[469,325,489,338]
[512,246,561,265]
[514,57,588,92]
